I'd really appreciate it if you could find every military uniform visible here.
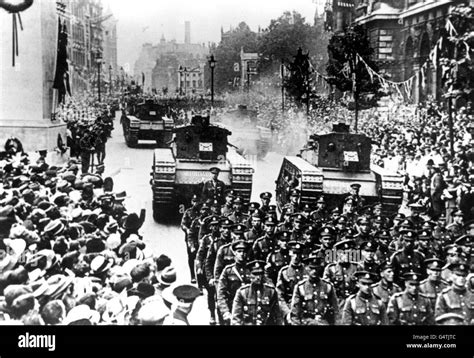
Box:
[435,286,473,324]
[419,278,449,311]
[290,278,338,325]
[265,248,290,286]
[205,235,231,284]
[244,227,263,245]
[371,280,402,308]
[323,262,359,301]
[276,263,306,319]
[388,291,434,325]
[446,222,465,239]
[231,260,282,326]
[252,234,277,262]
[217,263,251,323]
[228,211,249,226]
[201,178,226,205]
[342,291,388,325]
[221,203,234,217]
[213,242,235,282]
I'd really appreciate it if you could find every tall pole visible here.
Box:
[281,59,285,112]
[247,61,251,93]
[184,68,187,97]
[98,61,101,103]
[211,66,214,106]
[109,66,112,95]
[448,96,454,157]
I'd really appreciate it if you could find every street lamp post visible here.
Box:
[208,54,216,106]
[109,65,113,95]
[97,53,103,103]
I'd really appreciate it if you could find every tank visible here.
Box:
[275,123,403,214]
[121,99,174,147]
[150,114,254,221]
[220,105,271,159]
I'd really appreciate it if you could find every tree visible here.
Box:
[284,47,314,113]
[257,11,318,78]
[439,4,473,106]
[326,25,383,132]
[214,22,258,93]
[439,4,474,156]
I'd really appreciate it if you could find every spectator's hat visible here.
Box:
[157,266,177,287]
[209,167,220,174]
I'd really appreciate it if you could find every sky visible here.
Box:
[102,0,324,73]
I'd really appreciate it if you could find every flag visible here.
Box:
[53,18,71,104]
[142,72,145,86]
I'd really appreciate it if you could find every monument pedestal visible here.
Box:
[0,0,67,155]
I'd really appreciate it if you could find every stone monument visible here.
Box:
[0,0,67,156]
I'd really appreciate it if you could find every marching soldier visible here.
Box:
[290,213,306,243]
[217,240,251,325]
[282,189,301,214]
[313,226,337,261]
[390,229,426,285]
[435,262,473,324]
[343,183,365,212]
[387,271,435,325]
[276,207,293,233]
[290,254,339,325]
[195,215,221,324]
[259,192,272,216]
[406,203,426,231]
[324,239,358,314]
[265,231,291,286]
[231,260,282,325]
[180,195,200,242]
[446,210,465,239]
[416,230,441,259]
[357,241,381,279]
[227,197,249,225]
[276,241,306,324]
[353,216,372,248]
[212,224,245,282]
[310,197,328,222]
[244,211,263,245]
[252,216,278,261]
[205,219,234,292]
[371,260,402,309]
[419,258,449,312]
[201,167,226,205]
[187,202,210,283]
[301,224,319,258]
[221,190,235,217]
[374,230,393,263]
[342,271,388,325]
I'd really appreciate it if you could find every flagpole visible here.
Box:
[281,59,285,112]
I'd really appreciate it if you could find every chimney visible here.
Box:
[185,21,191,44]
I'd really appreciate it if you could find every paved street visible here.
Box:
[104,112,284,324]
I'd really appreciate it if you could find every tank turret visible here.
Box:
[276,125,403,214]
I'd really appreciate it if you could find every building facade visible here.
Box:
[58,0,108,95]
[353,0,468,103]
[134,24,209,94]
